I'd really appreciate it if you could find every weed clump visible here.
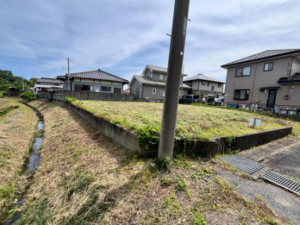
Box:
[64,97,76,103]
[192,211,207,225]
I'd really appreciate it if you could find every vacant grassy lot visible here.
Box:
[73,101,300,140]
[18,101,289,224]
[0,97,37,222]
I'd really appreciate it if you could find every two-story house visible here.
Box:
[221,49,300,107]
[57,69,128,94]
[129,65,191,100]
[183,73,225,96]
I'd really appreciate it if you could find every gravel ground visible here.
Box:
[220,171,300,224]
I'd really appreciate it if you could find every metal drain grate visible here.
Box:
[221,155,265,175]
[262,171,300,195]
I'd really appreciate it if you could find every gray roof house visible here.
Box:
[57,69,128,94]
[221,49,300,107]
[129,65,191,100]
[33,77,64,94]
[183,74,225,96]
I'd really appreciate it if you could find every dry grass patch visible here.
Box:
[0,97,37,222]
[17,101,291,225]
[72,101,300,141]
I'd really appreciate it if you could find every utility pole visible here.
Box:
[20,68,25,90]
[158,0,190,159]
[68,58,70,91]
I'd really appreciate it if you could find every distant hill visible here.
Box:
[0,70,38,91]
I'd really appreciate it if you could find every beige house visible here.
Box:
[183,73,225,96]
[129,65,191,100]
[221,49,300,108]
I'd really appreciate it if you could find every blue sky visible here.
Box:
[0,0,299,82]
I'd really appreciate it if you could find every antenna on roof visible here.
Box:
[98,68,101,71]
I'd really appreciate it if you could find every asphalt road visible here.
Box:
[240,136,300,180]
[220,171,300,224]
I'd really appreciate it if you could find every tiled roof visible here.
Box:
[184,74,225,83]
[221,49,300,68]
[57,69,129,83]
[145,65,188,76]
[37,77,64,84]
[132,75,191,89]
[278,73,300,84]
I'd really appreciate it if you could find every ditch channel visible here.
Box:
[6,103,44,225]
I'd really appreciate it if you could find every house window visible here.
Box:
[264,62,274,72]
[207,82,210,86]
[114,88,121,94]
[152,88,156,94]
[202,81,205,85]
[234,89,250,100]
[150,73,153,79]
[218,83,221,87]
[236,66,251,77]
[187,81,192,87]
[74,84,93,92]
[133,89,136,94]
[160,91,165,97]
[211,86,214,91]
[159,74,164,80]
[101,86,112,92]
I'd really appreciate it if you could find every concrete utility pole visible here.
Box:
[158,0,190,159]
[68,58,70,91]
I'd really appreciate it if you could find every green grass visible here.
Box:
[71,101,300,141]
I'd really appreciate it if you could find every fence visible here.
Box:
[37,90,134,102]
[226,102,300,115]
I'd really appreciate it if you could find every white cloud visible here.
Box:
[0,0,299,82]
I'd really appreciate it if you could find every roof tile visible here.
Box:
[221,49,300,67]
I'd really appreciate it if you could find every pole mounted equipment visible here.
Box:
[158,0,191,159]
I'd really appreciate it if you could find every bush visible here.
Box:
[20,92,35,101]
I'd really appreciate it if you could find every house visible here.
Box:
[183,73,225,96]
[33,77,64,94]
[57,69,129,94]
[221,49,300,107]
[129,65,191,100]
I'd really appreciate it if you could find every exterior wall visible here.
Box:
[224,56,299,106]
[185,80,223,95]
[143,85,166,99]
[62,79,124,93]
[130,79,143,99]
[144,68,184,82]
[142,85,188,99]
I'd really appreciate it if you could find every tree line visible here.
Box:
[0,69,38,91]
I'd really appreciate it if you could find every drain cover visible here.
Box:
[262,171,300,195]
[221,155,265,175]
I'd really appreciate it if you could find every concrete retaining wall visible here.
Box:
[37,90,134,102]
[60,101,142,155]
[53,100,293,157]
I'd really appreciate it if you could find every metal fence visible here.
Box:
[225,102,300,116]
[37,90,134,102]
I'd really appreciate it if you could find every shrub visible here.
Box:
[20,92,35,101]
[64,97,76,103]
